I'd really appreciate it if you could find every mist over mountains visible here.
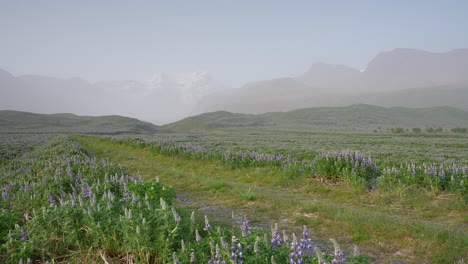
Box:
[1,48,468,124]
[193,48,468,114]
[0,70,228,124]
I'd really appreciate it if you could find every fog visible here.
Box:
[1,2,468,124]
[1,48,468,124]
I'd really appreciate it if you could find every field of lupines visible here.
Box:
[108,136,467,200]
[0,134,367,263]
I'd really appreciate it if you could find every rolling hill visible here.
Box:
[0,110,159,134]
[163,105,468,132]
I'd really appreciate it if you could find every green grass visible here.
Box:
[0,110,158,134]
[75,135,468,263]
[162,104,468,132]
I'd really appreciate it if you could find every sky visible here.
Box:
[1,0,468,87]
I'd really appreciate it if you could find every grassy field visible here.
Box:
[74,130,468,263]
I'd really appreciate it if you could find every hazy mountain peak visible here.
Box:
[296,62,360,90]
[0,68,14,79]
[364,48,468,90]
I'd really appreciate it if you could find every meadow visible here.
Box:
[1,134,367,263]
[0,128,467,263]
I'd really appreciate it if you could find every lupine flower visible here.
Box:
[20,229,28,241]
[271,223,283,248]
[47,194,56,205]
[172,252,180,264]
[181,239,186,251]
[190,252,196,263]
[204,215,212,232]
[241,216,251,237]
[81,183,91,199]
[195,229,201,243]
[190,211,196,224]
[172,207,181,223]
[254,237,260,254]
[123,186,132,201]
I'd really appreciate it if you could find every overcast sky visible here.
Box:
[1,0,467,86]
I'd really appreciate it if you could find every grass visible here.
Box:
[75,135,468,263]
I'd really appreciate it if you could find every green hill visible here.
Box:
[0,110,159,134]
[161,111,270,132]
[163,105,468,132]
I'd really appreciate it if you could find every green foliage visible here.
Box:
[426,127,443,133]
[451,127,467,133]
[391,127,405,133]
[1,135,364,263]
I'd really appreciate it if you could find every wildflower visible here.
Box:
[353,245,360,256]
[241,215,251,237]
[123,186,132,201]
[181,239,186,251]
[172,207,182,223]
[271,223,283,248]
[204,215,212,232]
[82,183,91,199]
[191,211,196,223]
[47,194,56,205]
[190,252,196,263]
[172,252,180,264]
[254,237,260,254]
[20,229,28,241]
[195,229,201,243]
[314,247,325,264]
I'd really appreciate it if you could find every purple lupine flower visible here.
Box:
[81,183,91,199]
[1,190,8,199]
[123,186,132,201]
[241,217,251,237]
[67,166,74,177]
[204,215,212,232]
[439,171,446,180]
[271,223,283,248]
[20,229,28,241]
[47,194,56,205]
[77,170,82,180]
[172,207,182,223]
[289,237,305,264]
[230,236,244,263]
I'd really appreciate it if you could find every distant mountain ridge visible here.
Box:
[193,48,468,114]
[164,104,468,132]
[2,48,468,123]
[0,110,159,134]
[0,70,228,125]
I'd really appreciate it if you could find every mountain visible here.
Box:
[164,105,468,132]
[297,63,361,92]
[192,78,323,114]
[363,48,468,91]
[0,110,159,134]
[0,69,228,125]
[193,49,468,114]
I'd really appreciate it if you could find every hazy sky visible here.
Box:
[1,0,467,86]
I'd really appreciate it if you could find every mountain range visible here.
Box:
[0,70,227,125]
[1,48,468,124]
[193,48,468,114]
